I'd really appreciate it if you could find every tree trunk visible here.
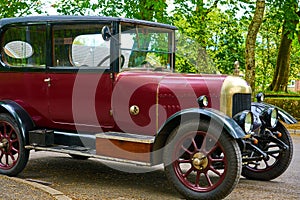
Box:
[268,22,292,92]
[268,7,300,92]
[245,0,265,93]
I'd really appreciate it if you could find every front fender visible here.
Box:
[159,108,246,139]
[0,100,35,142]
[251,102,297,124]
[151,108,245,164]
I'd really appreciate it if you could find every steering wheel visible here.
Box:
[140,60,153,68]
[97,55,125,68]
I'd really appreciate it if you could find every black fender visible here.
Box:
[251,102,297,124]
[0,100,35,143]
[151,108,246,164]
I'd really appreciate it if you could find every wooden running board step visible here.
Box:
[96,132,155,163]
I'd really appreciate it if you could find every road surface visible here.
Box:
[16,135,300,200]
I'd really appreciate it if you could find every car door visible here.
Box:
[0,23,50,126]
[47,23,115,132]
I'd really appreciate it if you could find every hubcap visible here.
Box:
[0,139,9,150]
[192,152,208,170]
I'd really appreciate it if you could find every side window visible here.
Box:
[2,25,46,68]
[52,24,110,68]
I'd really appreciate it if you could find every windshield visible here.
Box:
[120,23,174,71]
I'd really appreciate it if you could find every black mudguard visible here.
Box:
[0,100,35,142]
[252,102,297,124]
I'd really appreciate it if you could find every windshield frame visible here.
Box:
[114,21,175,73]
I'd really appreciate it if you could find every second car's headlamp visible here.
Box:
[261,107,278,128]
[256,92,264,102]
[233,111,253,134]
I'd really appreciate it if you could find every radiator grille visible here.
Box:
[232,94,251,116]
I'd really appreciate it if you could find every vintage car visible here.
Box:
[0,16,297,199]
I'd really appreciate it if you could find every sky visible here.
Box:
[41,1,57,15]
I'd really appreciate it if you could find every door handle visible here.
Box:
[44,78,51,87]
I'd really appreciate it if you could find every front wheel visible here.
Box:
[0,114,29,176]
[164,120,242,200]
[242,122,293,181]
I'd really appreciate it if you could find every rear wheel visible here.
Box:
[164,120,242,200]
[242,122,293,180]
[0,114,29,176]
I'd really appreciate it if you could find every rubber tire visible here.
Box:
[164,120,242,200]
[242,122,293,181]
[0,114,29,176]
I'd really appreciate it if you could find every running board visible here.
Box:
[96,132,155,163]
[25,145,152,166]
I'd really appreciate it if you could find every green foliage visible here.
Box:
[0,0,43,18]
[52,0,94,15]
[172,1,246,74]
[175,31,218,74]
[53,0,169,23]
[255,8,282,91]
[4,0,300,93]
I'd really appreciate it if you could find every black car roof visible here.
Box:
[0,15,177,30]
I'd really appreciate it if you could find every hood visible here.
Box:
[113,71,251,135]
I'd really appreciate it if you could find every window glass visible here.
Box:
[52,24,110,68]
[4,41,34,59]
[2,25,46,67]
[120,23,174,71]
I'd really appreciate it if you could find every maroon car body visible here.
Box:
[0,16,296,200]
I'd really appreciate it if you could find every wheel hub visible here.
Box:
[192,152,208,170]
[0,139,9,150]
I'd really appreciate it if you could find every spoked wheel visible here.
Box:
[242,122,293,181]
[164,120,242,200]
[0,114,29,176]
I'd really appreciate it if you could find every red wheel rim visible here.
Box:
[0,121,20,170]
[172,131,227,192]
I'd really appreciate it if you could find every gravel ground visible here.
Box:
[17,134,300,200]
[0,175,55,200]
[0,123,299,200]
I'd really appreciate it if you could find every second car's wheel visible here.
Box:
[164,120,242,200]
[0,114,29,176]
[242,122,293,181]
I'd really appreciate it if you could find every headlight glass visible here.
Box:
[261,107,278,128]
[270,108,278,128]
[244,112,253,133]
[233,111,253,134]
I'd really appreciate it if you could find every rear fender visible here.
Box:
[251,102,297,124]
[152,108,245,164]
[0,100,35,143]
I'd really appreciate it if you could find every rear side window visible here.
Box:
[52,23,110,68]
[2,25,46,68]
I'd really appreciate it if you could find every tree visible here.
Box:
[173,0,227,73]
[53,0,169,23]
[209,8,247,75]
[268,0,300,92]
[255,9,281,91]
[0,0,43,18]
[245,0,266,93]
